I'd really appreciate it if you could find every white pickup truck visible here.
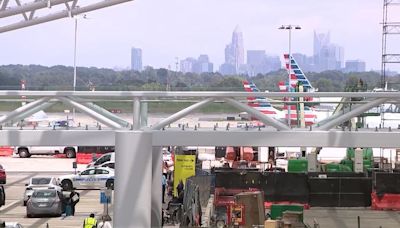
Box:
[14,146,77,158]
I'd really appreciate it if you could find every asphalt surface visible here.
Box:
[0,171,112,228]
[304,207,400,228]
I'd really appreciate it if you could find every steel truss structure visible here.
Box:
[381,0,400,86]
[1,90,400,227]
[0,0,133,33]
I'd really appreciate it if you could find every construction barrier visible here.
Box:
[308,177,372,207]
[371,192,400,210]
[215,169,261,189]
[0,146,13,156]
[374,172,400,195]
[262,172,309,204]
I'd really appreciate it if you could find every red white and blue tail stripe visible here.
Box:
[242,80,277,115]
[283,54,314,92]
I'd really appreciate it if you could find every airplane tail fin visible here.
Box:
[242,80,276,115]
[283,54,314,92]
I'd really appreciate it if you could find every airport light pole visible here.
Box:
[73,14,87,123]
[279,24,301,127]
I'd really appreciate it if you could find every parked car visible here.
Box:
[99,161,115,169]
[0,185,5,208]
[0,164,6,184]
[14,146,77,158]
[3,222,23,228]
[26,189,62,218]
[58,167,114,190]
[87,152,115,168]
[23,177,62,206]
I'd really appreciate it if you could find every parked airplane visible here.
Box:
[241,54,318,126]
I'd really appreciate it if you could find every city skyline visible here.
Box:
[0,0,397,72]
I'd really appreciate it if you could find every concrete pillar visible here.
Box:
[115,131,152,228]
[151,146,162,227]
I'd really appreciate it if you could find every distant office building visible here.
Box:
[222,26,244,74]
[313,31,330,57]
[292,53,315,72]
[246,50,281,76]
[193,55,213,73]
[180,57,196,73]
[264,55,281,73]
[131,47,142,72]
[219,63,236,75]
[313,31,344,72]
[345,60,366,72]
[180,55,213,74]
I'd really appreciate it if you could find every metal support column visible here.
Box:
[140,102,148,128]
[151,146,162,227]
[133,97,141,130]
[115,131,152,228]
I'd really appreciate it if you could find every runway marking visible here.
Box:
[0,199,22,213]
[4,173,38,189]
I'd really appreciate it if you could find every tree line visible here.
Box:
[0,64,399,92]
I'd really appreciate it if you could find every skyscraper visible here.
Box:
[180,55,213,74]
[313,31,344,72]
[221,26,244,74]
[246,50,281,76]
[313,31,330,57]
[131,47,142,72]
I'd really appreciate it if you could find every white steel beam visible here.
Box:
[71,99,130,127]
[58,97,123,129]
[316,98,389,130]
[0,0,75,18]
[0,0,133,33]
[0,130,115,146]
[10,101,55,124]
[224,98,290,131]
[115,131,152,228]
[0,91,400,98]
[151,98,215,130]
[0,129,399,148]
[152,130,400,148]
[0,97,50,124]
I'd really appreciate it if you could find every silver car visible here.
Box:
[26,189,62,218]
[4,222,24,228]
[23,177,62,206]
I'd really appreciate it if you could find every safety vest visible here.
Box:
[84,217,97,228]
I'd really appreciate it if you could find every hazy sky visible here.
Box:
[1,0,398,71]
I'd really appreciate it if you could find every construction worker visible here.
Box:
[83,213,97,228]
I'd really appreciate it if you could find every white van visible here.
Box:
[87,152,115,168]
